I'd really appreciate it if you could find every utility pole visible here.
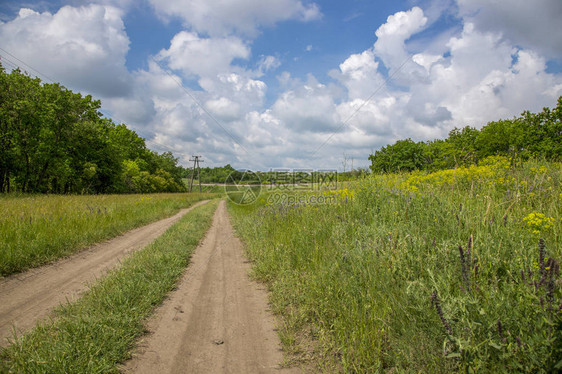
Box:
[189,156,204,192]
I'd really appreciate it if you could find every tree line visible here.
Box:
[0,65,186,193]
[369,97,562,173]
[183,164,238,184]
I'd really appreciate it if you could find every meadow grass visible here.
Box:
[229,158,561,372]
[0,192,217,276]
[0,199,219,373]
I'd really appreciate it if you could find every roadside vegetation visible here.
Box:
[0,193,215,276]
[0,200,218,373]
[369,97,561,173]
[229,158,561,372]
[0,65,186,194]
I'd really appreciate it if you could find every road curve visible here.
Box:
[0,200,210,346]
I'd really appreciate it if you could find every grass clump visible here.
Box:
[229,158,561,372]
[0,199,218,373]
[0,192,216,276]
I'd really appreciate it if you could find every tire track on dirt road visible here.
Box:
[122,200,300,374]
[0,200,210,346]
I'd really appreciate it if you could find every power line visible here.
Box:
[0,51,119,127]
[0,48,195,161]
[0,54,31,73]
[0,55,20,71]
[0,47,56,83]
[0,49,128,127]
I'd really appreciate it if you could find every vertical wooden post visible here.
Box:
[189,156,204,193]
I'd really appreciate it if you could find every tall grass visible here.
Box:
[0,193,215,276]
[0,200,218,373]
[229,158,561,372]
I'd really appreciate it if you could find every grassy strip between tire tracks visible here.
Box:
[0,193,217,276]
[0,199,219,373]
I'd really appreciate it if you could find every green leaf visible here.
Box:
[445,352,461,359]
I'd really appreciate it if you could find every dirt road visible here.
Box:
[123,200,299,374]
[0,200,209,346]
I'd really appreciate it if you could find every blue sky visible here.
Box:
[1,0,561,170]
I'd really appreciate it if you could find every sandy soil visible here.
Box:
[122,200,300,374]
[0,200,210,347]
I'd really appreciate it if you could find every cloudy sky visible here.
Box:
[1,0,561,171]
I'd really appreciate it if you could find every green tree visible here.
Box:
[0,64,192,194]
[445,126,479,167]
[523,98,562,160]
[369,138,425,173]
[0,65,15,192]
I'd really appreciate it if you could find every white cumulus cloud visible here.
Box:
[205,97,241,121]
[374,6,427,76]
[330,49,384,100]
[0,4,131,98]
[157,31,250,79]
[457,0,562,58]
[272,75,341,133]
[148,0,321,37]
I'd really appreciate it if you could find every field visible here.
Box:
[0,200,219,372]
[0,193,216,276]
[228,157,561,372]
[1,158,560,372]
